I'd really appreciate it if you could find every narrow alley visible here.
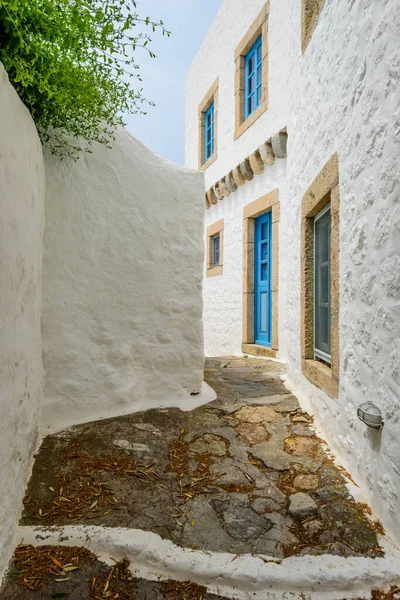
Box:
[1,358,398,599]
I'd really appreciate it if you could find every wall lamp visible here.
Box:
[357,402,384,429]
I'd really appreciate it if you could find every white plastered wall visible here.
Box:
[185,0,293,360]
[186,0,400,543]
[202,165,288,360]
[0,64,45,576]
[185,0,293,182]
[42,128,205,430]
[284,0,400,545]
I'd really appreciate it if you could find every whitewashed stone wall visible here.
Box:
[185,0,293,360]
[201,164,288,359]
[185,0,292,187]
[42,129,205,430]
[0,64,45,577]
[186,0,400,542]
[285,0,400,547]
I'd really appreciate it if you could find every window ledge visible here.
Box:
[242,343,276,359]
[206,265,223,277]
[302,359,339,398]
[200,152,218,172]
[234,100,268,141]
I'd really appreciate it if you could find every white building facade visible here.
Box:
[185,0,400,543]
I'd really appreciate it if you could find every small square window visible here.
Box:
[207,219,224,277]
[212,233,220,266]
[245,36,262,120]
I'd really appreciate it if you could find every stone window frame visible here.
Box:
[242,189,279,358]
[301,153,340,398]
[301,0,325,54]
[206,218,224,277]
[198,78,219,171]
[234,2,269,141]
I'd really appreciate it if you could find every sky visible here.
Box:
[124,0,223,166]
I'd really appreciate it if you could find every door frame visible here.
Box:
[254,211,272,346]
[242,189,279,358]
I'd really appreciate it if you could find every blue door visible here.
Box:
[255,212,272,346]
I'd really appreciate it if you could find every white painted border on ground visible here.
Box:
[16,525,400,600]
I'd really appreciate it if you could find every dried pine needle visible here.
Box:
[12,544,94,591]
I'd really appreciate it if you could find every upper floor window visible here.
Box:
[198,79,219,170]
[245,36,262,120]
[205,102,215,162]
[234,4,269,140]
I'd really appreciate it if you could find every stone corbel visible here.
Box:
[213,182,223,201]
[219,178,230,197]
[240,158,254,181]
[206,188,217,205]
[205,128,288,208]
[249,149,264,175]
[259,141,275,166]
[271,131,288,159]
[225,171,238,193]
[232,165,246,187]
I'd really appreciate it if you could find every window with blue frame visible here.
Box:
[245,36,262,120]
[212,234,220,266]
[207,218,223,276]
[205,102,215,161]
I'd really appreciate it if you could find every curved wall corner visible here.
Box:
[0,63,45,577]
[42,128,205,431]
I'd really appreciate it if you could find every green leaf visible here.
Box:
[0,0,170,157]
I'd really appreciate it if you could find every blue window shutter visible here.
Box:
[254,211,272,346]
[245,36,262,120]
[205,102,215,161]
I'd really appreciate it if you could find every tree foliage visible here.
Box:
[0,0,169,156]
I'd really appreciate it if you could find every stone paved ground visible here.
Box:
[0,357,389,599]
[19,357,383,559]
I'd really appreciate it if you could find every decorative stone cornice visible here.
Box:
[205,128,287,209]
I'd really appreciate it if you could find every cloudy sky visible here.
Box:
[125,0,223,165]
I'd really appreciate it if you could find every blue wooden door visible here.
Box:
[255,212,272,346]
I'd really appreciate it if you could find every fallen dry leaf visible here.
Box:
[50,556,63,569]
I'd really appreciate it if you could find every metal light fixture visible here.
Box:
[357,402,384,429]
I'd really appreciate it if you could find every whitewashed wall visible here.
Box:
[202,164,288,359]
[185,0,293,183]
[285,0,400,546]
[186,0,400,543]
[42,129,205,430]
[0,64,45,576]
[185,0,293,359]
